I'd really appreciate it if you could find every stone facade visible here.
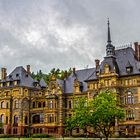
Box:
[0,21,140,137]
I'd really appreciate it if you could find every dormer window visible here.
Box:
[80,82,83,92]
[2,82,6,87]
[14,81,17,86]
[126,61,133,74]
[126,67,133,73]
[9,75,12,78]
[33,80,38,87]
[10,81,13,86]
[104,64,110,74]
[16,74,19,77]
[17,80,20,85]
[26,74,28,77]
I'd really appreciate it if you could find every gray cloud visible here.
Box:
[0,0,140,74]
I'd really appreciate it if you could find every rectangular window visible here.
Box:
[6,116,8,124]
[69,101,72,109]
[89,84,93,90]
[49,101,53,109]
[1,102,5,108]
[40,114,44,123]
[48,114,54,123]
[55,102,57,108]
[15,101,18,109]
[126,110,134,120]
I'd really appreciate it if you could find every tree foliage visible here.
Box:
[65,90,125,139]
[91,90,125,139]
[31,68,72,84]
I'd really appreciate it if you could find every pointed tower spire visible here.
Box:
[106,18,115,57]
[107,18,111,44]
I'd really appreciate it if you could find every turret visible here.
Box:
[106,19,115,57]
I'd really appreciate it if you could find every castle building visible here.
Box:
[0,20,140,137]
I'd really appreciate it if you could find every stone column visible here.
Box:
[115,118,119,136]
[58,95,63,137]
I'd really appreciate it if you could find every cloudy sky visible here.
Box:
[0,0,140,74]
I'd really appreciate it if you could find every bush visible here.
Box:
[32,133,50,138]
[0,134,13,138]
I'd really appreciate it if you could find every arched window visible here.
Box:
[6,116,8,124]
[1,101,4,108]
[33,128,36,134]
[1,114,4,123]
[6,102,8,108]
[14,100,18,108]
[38,102,41,108]
[13,128,17,134]
[8,129,11,134]
[32,102,35,108]
[25,116,28,124]
[37,128,39,133]
[13,128,15,134]
[40,128,42,133]
[14,115,18,125]
[43,102,45,107]
[24,128,27,135]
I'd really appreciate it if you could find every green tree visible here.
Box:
[65,90,125,139]
[65,97,92,137]
[91,90,125,140]
[31,68,72,84]
[65,116,77,136]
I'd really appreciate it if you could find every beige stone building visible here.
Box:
[0,20,140,137]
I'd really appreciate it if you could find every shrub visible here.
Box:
[32,133,50,138]
[0,134,13,138]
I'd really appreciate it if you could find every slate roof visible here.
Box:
[64,68,96,93]
[6,66,35,87]
[64,46,140,94]
[115,47,140,76]
[0,66,48,88]
[39,78,47,88]
[100,56,119,74]
[1,46,140,94]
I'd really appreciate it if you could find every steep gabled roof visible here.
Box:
[65,68,96,93]
[7,66,35,87]
[39,78,47,88]
[115,47,140,76]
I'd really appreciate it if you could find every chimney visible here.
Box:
[27,65,31,74]
[64,71,68,79]
[73,67,76,75]
[134,42,140,61]
[1,68,7,80]
[95,59,100,70]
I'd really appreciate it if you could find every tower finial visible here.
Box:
[107,18,111,44]
[106,18,115,57]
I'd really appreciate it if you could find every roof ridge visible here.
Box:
[76,67,95,72]
[115,46,132,51]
